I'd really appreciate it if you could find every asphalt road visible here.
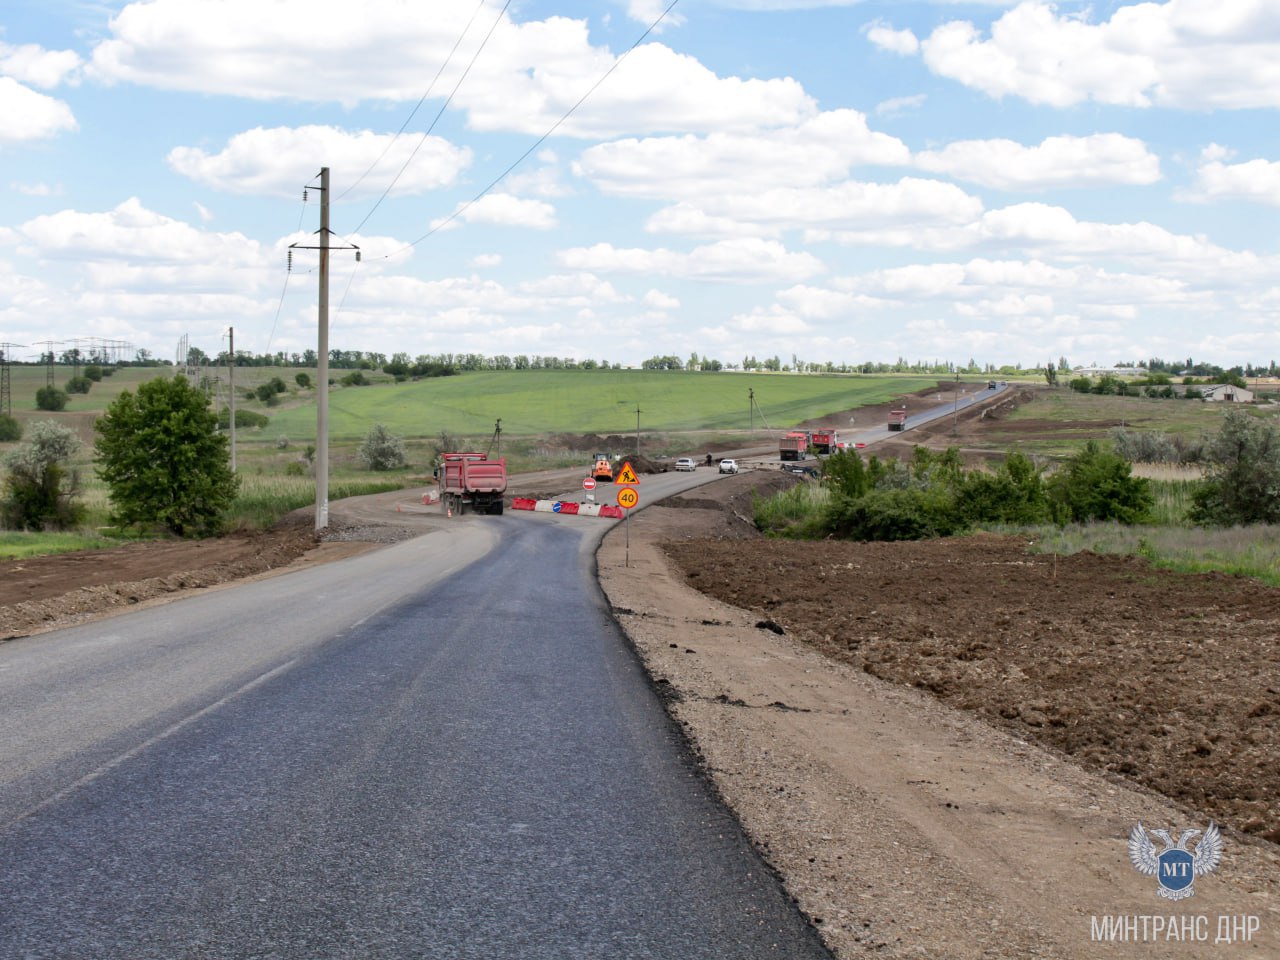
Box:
[0,485,830,959]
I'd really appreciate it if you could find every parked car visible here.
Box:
[674,457,696,471]
[718,458,739,474]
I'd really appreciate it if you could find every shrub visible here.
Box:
[825,487,963,541]
[65,376,92,395]
[83,365,104,382]
[217,408,270,430]
[35,386,68,411]
[341,370,370,387]
[295,372,312,389]
[1188,409,1280,526]
[955,451,1051,525]
[95,375,240,537]
[254,383,278,404]
[1046,441,1154,524]
[0,413,21,443]
[358,423,407,471]
[1,420,85,530]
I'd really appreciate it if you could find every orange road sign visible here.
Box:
[616,486,639,510]
[614,461,639,485]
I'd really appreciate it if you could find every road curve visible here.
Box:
[0,501,829,959]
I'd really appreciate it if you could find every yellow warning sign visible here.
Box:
[614,461,639,485]
[616,487,639,510]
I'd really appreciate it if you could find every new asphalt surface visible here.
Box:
[0,512,830,959]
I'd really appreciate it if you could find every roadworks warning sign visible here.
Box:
[614,461,639,485]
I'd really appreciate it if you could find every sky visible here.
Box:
[1,0,1278,371]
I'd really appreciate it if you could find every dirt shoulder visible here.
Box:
[596,471,1280,959]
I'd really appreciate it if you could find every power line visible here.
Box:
[385,0,683,258]
[337,0,490,207]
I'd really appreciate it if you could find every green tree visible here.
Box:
[1,420,85,530]
[1188,409,1280,526]
[0,413,21,442]
[83,364,104,382]
[35,385,69,411]
[295,371,312,389]
[955,451,1051,525]
[358,423,407,471]
[1046,441,1153,524]
[65,376,92,394]
[95,375,240,537]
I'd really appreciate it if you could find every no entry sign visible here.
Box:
[582,477,597,490]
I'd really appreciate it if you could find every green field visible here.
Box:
[2,364,938,442]
[262,369,938,441]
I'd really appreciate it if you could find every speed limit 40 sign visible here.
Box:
[616,486,639,510]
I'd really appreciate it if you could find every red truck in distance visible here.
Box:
[778,431,810,461]
[809,429,839,455]
[438,452,508,516]
[887,407,908,431]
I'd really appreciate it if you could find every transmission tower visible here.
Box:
[0,342,23,416]
[34,341,61,387]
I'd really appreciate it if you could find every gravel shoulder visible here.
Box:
[596,470,1280,959]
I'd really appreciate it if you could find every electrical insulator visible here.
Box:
[355,251,362,262]
[287,251,293,272]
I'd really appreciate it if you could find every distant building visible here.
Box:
[1200,384,1254,403]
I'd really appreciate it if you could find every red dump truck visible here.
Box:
[887,407,908,431]
[778,430,810,461]
[438,452,507,516]
[810,428,839,455]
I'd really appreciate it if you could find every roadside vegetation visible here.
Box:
[755,406,1280,585]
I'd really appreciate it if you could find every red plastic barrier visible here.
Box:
[600,505,625,519]
[511,498,537,511]
[556,501,580,515]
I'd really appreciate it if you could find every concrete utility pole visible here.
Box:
[289,167,359,532]
[317,167,331,531]
[227,327,236,473]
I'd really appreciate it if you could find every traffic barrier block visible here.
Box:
[511,498,536,511]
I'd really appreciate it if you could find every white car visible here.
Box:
[674,457,696,471]
[718,458,739,474]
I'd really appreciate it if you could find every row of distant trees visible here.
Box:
[7,347,1274,382]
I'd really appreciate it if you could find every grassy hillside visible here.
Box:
[263,370,939,441]
[2,365,939,442]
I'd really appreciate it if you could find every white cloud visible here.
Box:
[471,253,503,268]
[193,202,214,223]
[914,133,1161,191]
[167,125,472,199]
[0,42,82,89]
[577,109,909,200]
[875,93,926,116]
[1182,145,1280,206]
[643,289,680,310]
[433,194,558,231]
[650,177,982,241]
[10,181,61,197]
[626,0,687,30]
[559,237,825,283]
[17,198,260,268]
[866,23,920,56]
[89,0,812,136]
[0,77,77,144]
[877,0,1280,110]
